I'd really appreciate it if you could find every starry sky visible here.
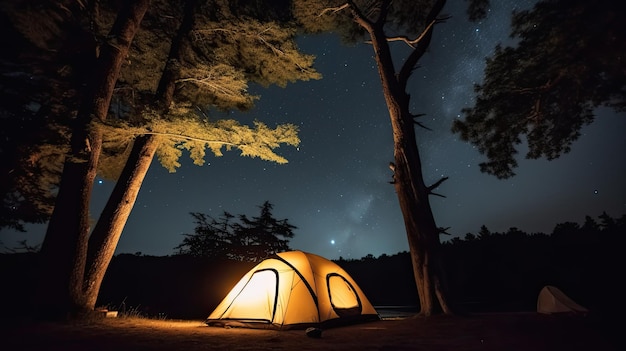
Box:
[2,0,625,260]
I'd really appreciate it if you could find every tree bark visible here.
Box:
[79,0,198,311]
[353,0,452,315]
[37,0,151,319]
[82,134,159,309]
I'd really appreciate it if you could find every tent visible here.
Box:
[206,250,379,329]
[536,285,589,314]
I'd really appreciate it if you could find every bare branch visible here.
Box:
[414,121,432,131]
[388,161,396,184]
[318,3,350,17]
[389,19,437,49]
[412,113,432,130]
[428,176,449,195]
[398,0,448,89]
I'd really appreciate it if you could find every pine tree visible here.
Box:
[174,211,235,258]
[231,201,296,261]
[174,202,296,262]
[453,0,626,178]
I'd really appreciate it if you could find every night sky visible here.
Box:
[2,0,625,260]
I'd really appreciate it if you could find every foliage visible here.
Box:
[174,201,296,262]
[98,0,319,176]
[98,104,300,177]
[0,0,92,230]
[191,19,321,89]
[114,0,321,111]
[345,211,624,310]
[1,239,41,253]
[0,0,320,230]
[453,0,626,178]
[464,0,490,22]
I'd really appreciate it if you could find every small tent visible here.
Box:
[536,285,588,314]
[206,250,379,329]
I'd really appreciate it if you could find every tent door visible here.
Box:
[225,269,278,323]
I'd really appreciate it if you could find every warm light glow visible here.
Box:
[328,275,359,309]
[226,270,277,320]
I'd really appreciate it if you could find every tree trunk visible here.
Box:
[37,0,151,319]
[79,0,198,312]
[354,0,452,316]
[82,134,159,309]
[37,128,102,318]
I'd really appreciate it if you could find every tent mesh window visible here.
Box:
[327,273,362,317]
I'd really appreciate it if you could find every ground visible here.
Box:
[1,313,618,351]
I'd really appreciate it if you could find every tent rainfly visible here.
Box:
[536,285,589,315]
[206,251,379,330]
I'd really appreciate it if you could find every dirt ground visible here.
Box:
[0,313,619,351]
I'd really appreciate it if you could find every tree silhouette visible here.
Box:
[174,211,235,259]
[230,201,296,261]
[453,0,626,178]
[175,201,296,262]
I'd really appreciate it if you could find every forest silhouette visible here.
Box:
[2,211,623,322]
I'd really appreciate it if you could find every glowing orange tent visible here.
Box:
[206,251,379,329]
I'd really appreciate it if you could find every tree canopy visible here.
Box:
[94,0,320,176]
[453,0,626,178]
[0,0,320,231]
[0,0,88,231]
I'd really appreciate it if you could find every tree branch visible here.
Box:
[428,176,449,196]
[414,121,432,131]
[347,0,375,29]
[318,3,350,17]
[134,131,241,147]
[384,18,438,49]
[397,0,448,90]
[412,113,432,130]
[428,176,448,190]
[177,76,244,98]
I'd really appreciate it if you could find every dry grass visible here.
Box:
[1,313,618,351]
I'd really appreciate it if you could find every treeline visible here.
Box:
[1,212,623,320]
[342,212,624,314]
[443,212,624,313]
